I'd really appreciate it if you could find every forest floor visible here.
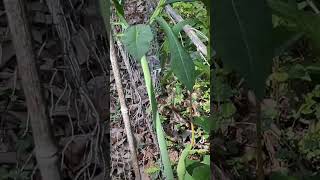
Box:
[0,0,109,179]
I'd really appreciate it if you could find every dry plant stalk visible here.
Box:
[110,36,141,180]
[4,0,61,180]
[165,5,207,56]
[307,0,320,14]
[248,91,263,180]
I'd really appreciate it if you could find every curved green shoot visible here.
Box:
[141,56,174,180]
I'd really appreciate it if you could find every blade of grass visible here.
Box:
[149,0,166,24]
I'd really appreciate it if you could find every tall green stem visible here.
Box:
[104,0,174,178]
[141,56,174,180]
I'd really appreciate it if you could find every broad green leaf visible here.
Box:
[177,144,192,180]
[212,0,273,99]
[202,155,210,165]
[184,172,195,180]
[193,116,212,133]
[157,17,195,91]
[184,158,210,175]
[122,24,153,60]
[185,159,203,172]
[191,164,211,180]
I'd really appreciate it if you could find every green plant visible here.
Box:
[212,1,272,179]
[106,0,210,179]
[297,85,320,118]
[176,120,211,180]
[172,1,209,36]
[211,0,320,179]
[299,121,320,168]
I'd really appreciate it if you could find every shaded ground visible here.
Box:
[0,0,109,179]
[211,39,320,179]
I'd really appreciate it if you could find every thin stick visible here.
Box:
[114,35,160,153]
[165,5,207,56]
[307,0,320,14]
[248,91,263,180]
[110,36,141,180]
[4,0,61,179]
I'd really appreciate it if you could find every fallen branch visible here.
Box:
[248,91,264,180]
[165,5,207,56]
[307,0,320,14]
[4,0,61,179]
[114,33,161,169]
[110,36,141,180]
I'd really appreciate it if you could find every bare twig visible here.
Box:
[307,0,320,14]
[248,91,263,180]
[165,5,208,56]
[114,32,160,159]
[4,0,61,179]
[110,36,141,180]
